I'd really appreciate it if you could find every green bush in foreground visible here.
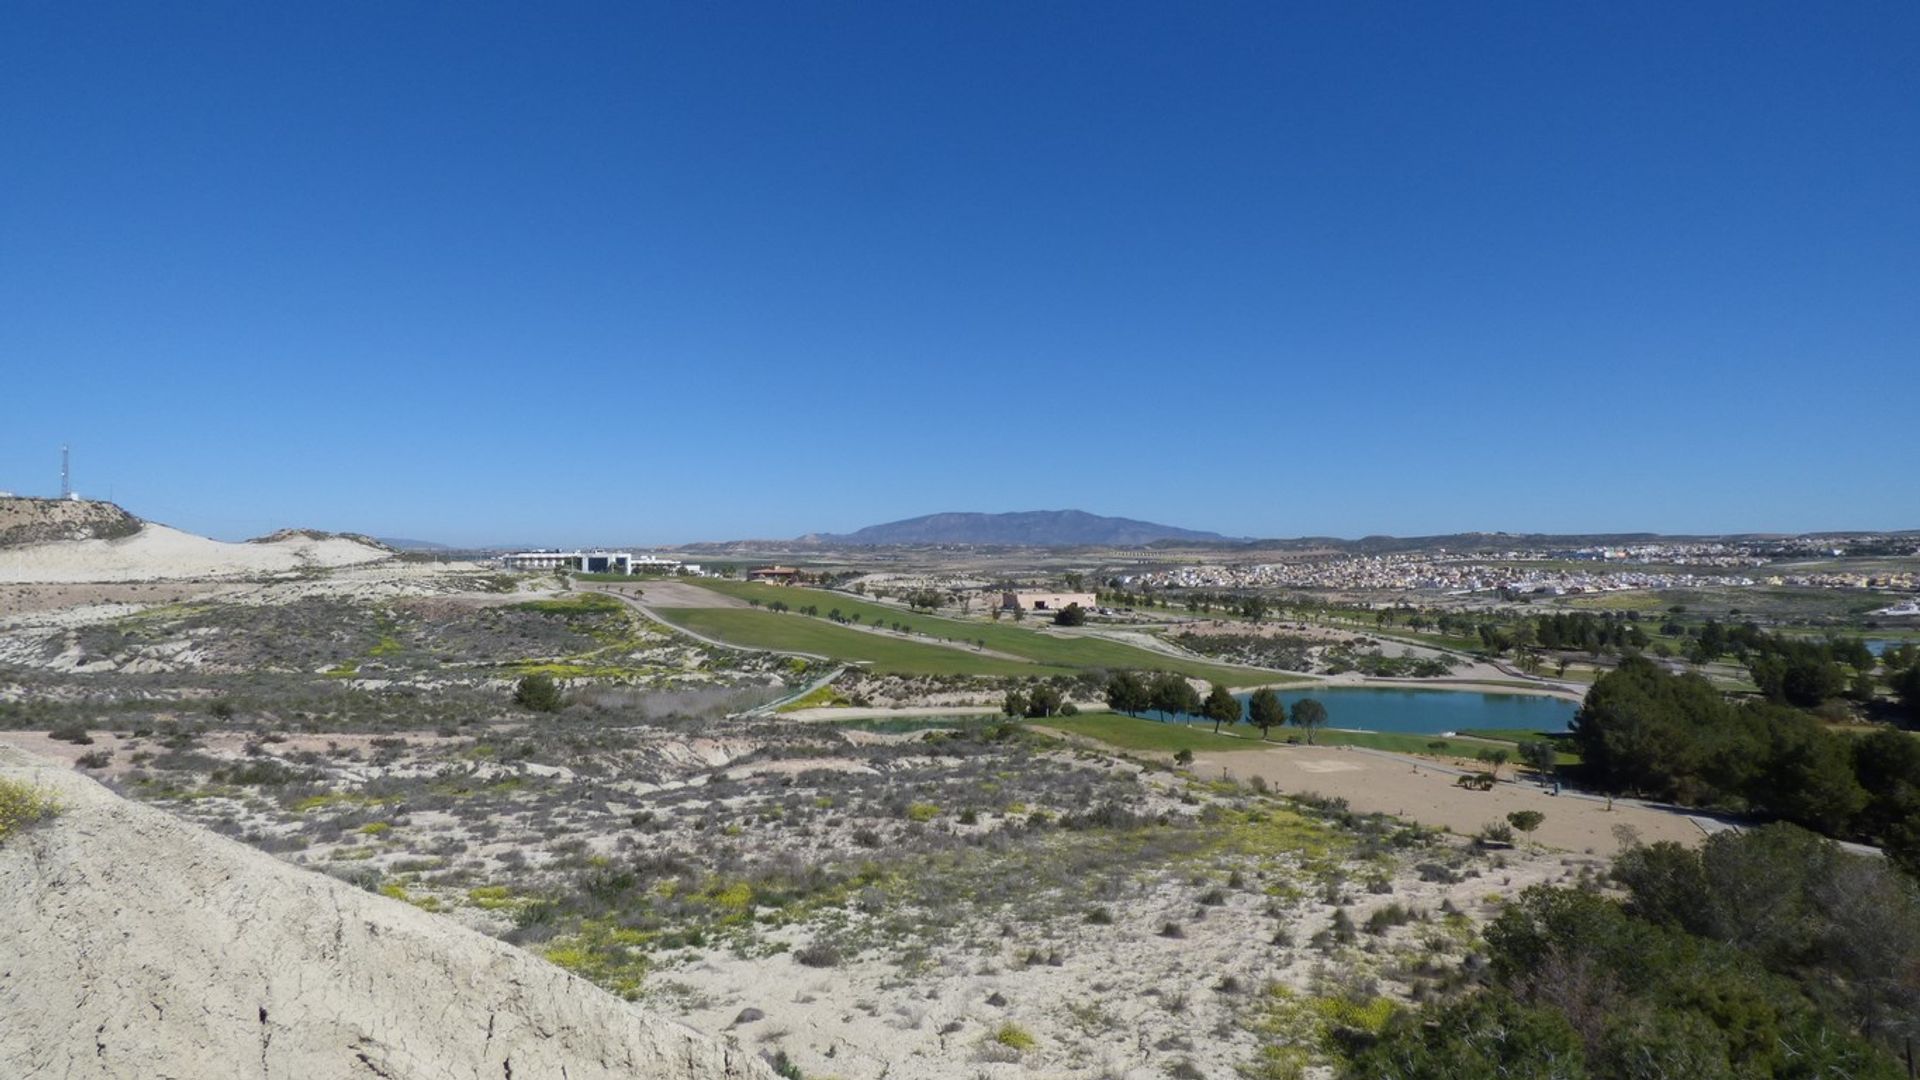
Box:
[513,673,565,713]
[0,778,62,841]
[1346,831,1910,1080]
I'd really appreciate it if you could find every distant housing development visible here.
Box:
[1002,591,1098,612]
[501,550,635,574]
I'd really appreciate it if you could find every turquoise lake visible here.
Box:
[1231,686,1578,735]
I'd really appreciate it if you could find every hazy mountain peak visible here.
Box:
[805,509,1224,547]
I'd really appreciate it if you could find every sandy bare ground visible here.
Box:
[0,581,232,618]
[0,524,390,584]
[1193,745,1704,857]
[0,729,475,784]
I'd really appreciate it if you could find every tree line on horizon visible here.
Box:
[1097,671,1329,742]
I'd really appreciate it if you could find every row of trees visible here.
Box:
[1570,657,1920,874]
[1101,672,1327,742]
[1091,588,1269,621]
[1529,611,1648,653]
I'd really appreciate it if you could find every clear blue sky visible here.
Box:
[3,3,1915,545]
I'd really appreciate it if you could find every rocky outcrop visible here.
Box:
[248,528,391,550]
[0,747,773,1080]
[0,496,142,547]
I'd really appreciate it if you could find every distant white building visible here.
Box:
[501,550,635,574]
[630,554,706,576]
[1001,591,1098,613]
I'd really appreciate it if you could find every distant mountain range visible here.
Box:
[661,517,1920,555]
[801,510,1226,547]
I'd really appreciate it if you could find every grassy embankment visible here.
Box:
[658,580,1300,685]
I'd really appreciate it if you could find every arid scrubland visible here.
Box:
[0,562,1582,1079]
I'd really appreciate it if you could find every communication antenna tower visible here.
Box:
[61,445,71,499]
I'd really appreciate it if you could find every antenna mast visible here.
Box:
[60,445,71,499]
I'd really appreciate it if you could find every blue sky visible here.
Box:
[2,3,1914,545]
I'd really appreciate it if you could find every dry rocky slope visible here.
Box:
[0,496,142,547]
[0,746,773,1080]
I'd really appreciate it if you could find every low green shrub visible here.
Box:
[994,1022,1036,1051]
[0,779,62,841]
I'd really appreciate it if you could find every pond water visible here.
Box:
[1231,686,1578,735]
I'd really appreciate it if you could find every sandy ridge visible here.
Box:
[0,523,391,584]
[0,745,773,1080]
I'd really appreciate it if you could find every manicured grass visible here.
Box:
[1458,727,1582,765]
[1041,713,1552,758]
[680,580,1295,685]
[1293,728,1518,755]
[1457,727,1567,743]
[1037,713,1261,752]
[651,607,1077,677]
[1364,628,1486,653]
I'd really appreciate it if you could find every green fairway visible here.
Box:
[650,607,1077,677]
[1036,713,1262,752]
[678,579,1296,685]
[1041,712,1547,758]
[1362,627,1486,654]
[1458,727,1582,764]
[1457,726,1568,742]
